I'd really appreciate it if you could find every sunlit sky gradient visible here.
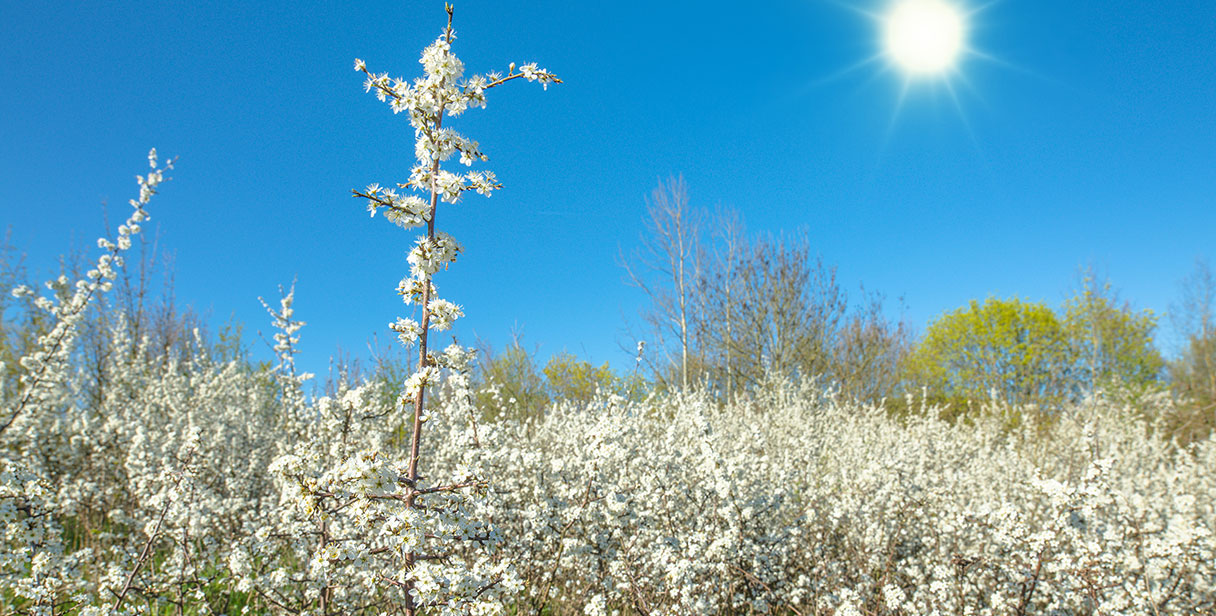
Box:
[2,0,1214,375]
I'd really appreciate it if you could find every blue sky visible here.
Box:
[2,0,1214,376]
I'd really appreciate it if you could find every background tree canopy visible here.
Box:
[1062,272,1163,395]
[902,277,1164,419]
[904,297,1072,415]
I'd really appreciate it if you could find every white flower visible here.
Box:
[426,299,463,331]
[390,317,423,345]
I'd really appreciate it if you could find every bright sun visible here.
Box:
[884,0,966,76]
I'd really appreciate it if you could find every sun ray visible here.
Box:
[809,53,887,88]
[943,77,983,153]
[965,49,1047,82]
[948,69,989,111]
[821,0,885,21]
[960,0,1003,18]
[766,53,891,122]
[881,78,913,150]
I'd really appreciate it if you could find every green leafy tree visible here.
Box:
[543,352,618,403]
[1062,271,1163,397]
[905,297,1072,416]
[475,339,549,420]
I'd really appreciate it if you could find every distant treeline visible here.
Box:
[3,176,1212,443]
[615,176,1215,439]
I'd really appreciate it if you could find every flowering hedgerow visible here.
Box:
[3,245,1215,616]
[44,323,1209,615]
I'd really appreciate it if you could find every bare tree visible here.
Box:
[695,207,745,400]
[724,232,845,390]
[1172,259,1215,348]
[625,183,909,404]
[623,175,701,393]
[697,228,907,400]
[1169,259,1216,440]
[832,288,912,403]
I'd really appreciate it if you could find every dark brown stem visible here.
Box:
[110,490,172,614]
[534,477,597,614]
[1015,545,1049,616]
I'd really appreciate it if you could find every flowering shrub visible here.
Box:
[261,5,558,616]
[3,233,1216,616]
[461,385,1215,615]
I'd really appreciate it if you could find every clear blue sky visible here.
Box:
[2,0,1214,376]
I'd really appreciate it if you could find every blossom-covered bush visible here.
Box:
[455,384,1215,615]
[3,224,1216,616]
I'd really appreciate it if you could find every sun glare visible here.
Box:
[884,0,965,76]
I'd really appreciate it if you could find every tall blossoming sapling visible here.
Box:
[277,5,558,616]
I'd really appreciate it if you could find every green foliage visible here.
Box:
[214,319,252,365]
[1062,273,1164,397]
[475,341,549,420]
[475,345,650,419]
[1169,330,1216,441]
[907,279,1169,420]
[0,238,45,393]
[542,352,617,403]
[541,352,650,403]
[905,297,1072,416]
